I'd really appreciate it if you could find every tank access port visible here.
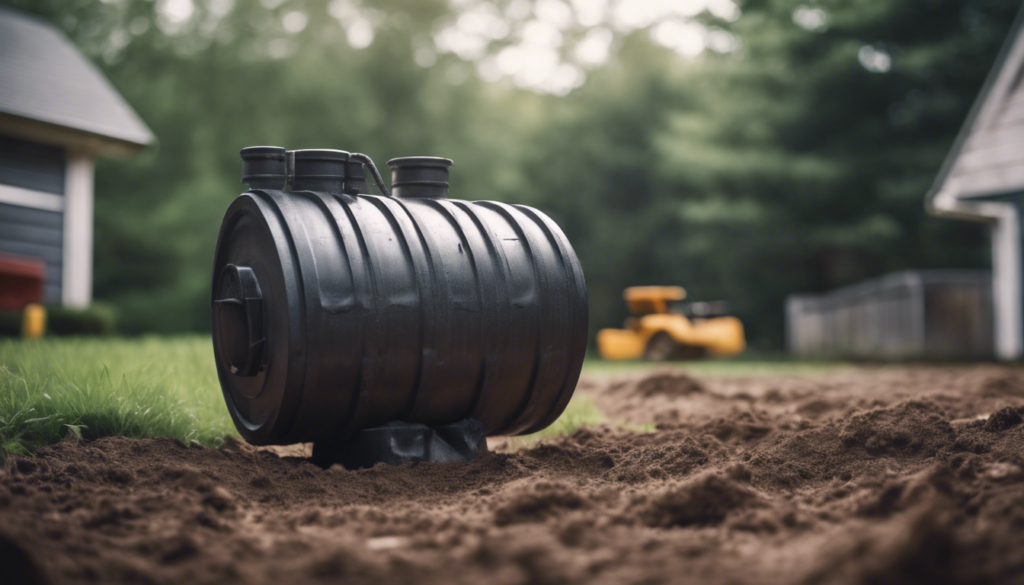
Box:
[239,146,389,195]
[239,146,287,190]
[213,264,264,377]
[387,156,453,198]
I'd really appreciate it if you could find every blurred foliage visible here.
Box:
[1,0,1017,347]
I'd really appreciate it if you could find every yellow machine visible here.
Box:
[597,286,745,361]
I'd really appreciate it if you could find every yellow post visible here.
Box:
[22,303,46,339]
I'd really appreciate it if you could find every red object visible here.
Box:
[0,253,45,311]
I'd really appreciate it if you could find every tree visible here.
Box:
[523,0,1016,347]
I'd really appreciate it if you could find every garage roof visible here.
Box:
[0,7,154,151]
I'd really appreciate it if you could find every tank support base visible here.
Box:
[311,418,488,470]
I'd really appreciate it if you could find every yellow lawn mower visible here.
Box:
[596,286,745,361]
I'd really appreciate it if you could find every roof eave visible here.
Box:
[0,112,153,157]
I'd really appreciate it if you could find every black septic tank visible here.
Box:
[212,147,588,467]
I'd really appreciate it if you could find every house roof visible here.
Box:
[927,4,1024,219]
[0,7,153,152]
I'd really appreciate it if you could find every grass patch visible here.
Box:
[499,392,606,451]
[0,336,847,458]
[0,336,616,457]
[0,336,232,456]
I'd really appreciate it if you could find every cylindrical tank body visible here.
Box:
[212,151,588,446]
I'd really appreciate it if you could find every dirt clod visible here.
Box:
[982,406,1024,432]
[634,370,706,397]
[634,471,760,527]
[494,481,588,525]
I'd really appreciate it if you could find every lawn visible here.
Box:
[0,336,836,457]
[0,336,230,456]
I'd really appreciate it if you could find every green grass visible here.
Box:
[0,337,846,457]
[0,336,232,456]
[500,392,607,450]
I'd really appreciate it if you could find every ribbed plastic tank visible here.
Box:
[212,147,588,446]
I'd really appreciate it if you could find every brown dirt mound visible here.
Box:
[3,366,1024,584]
[632,370,707,397]
[631,469,762,528]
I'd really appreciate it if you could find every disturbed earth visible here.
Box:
[4,366,1024,584]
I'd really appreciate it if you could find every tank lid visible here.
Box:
[240,146,287,190]
[387,156,453,198]
[241,146,287,158]
[293,148,350,161]
[292,149,349,193]
[387,156,453,168]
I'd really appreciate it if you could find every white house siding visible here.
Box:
[944,45,1024,198]
[927,8,1024,361]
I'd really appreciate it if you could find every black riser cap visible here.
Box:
[388,156,453,198]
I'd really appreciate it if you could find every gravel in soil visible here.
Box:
[4,366,1024,584]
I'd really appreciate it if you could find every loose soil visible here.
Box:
[4,366,1024,584]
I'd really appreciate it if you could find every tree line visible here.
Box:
[5,0,1017,348]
